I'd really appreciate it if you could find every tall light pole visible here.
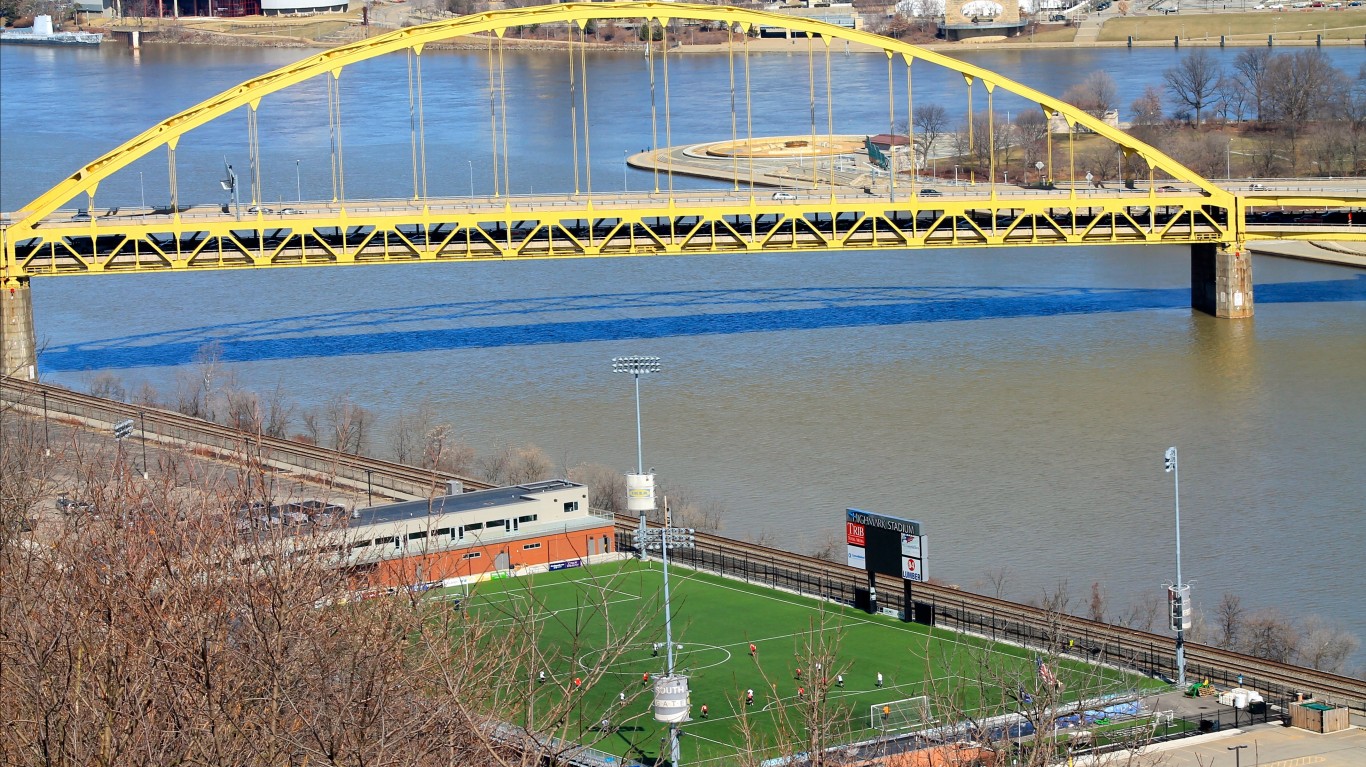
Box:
[295,159,302,202]
[468,160,474,197]
[636,505,694,767]
[1228,745,1247,767]
[139,171,145,213]
[1165,446,1190,687]
[623,149,629,192]
[613,355,661,557]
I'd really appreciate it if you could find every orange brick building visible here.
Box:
[339,479,615,589]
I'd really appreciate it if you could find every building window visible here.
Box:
[435,527,451,538]
[374,536,395,546]
[350,540,371,549]
[462,551,482,560]
[563,501,579,513]
[487,519,505,529]
[465,522,483,532]
[523,542,542,550]
[408,531,427,541]
[518,514,538,524]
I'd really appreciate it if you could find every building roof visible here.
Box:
[352,479,587,529]
[869,134,911,147]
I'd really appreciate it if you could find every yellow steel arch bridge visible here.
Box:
[1,2,1363,376]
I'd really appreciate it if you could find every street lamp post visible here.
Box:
[954,164,959,183]
[366,469,374,506]
[139,171,145,214]
[295,159,302,202]
[1165,446,1190,687]
[139,411,148,479]
[623,149,629,192]
[42,390,50,457]
[612,355,662,555]
[636,505,695,767]
[468,160,474,197]
[1228,745,1247,767]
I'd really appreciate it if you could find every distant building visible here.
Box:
[758,2,864,38]
[1049,109,1120,133]
[258,0,348,16]
[939,0,1028,41]
[336,479,616,589]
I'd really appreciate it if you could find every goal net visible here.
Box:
[870,695,934,732]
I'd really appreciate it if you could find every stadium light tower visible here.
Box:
[613,355,661,557]
[1165,446,1191,687]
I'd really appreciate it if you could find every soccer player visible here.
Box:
[749,643,757,657]
[538,670,546,684]
[836,673,844,688]
[876,672,883,688]
[798,686,805,698]
[643,672,651,686]
[745,688,755,706]
[700,704,709,718]
[574,677,582,690]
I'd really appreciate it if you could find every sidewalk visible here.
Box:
[1247,240,1366,269]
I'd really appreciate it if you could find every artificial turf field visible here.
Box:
[439,557,1158,766]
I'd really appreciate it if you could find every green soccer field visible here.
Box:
[436,558,1157,766]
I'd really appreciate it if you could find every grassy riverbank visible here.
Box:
[1098,8,1366,44]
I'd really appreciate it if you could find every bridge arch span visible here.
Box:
[9,1,1230,229]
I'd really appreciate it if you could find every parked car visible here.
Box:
[920,188,943,196]
[247,205,274,214]
[56,495,95,514]
[1157,185,1182,192]
[1249,183,1267,191]
[771,191,796,201]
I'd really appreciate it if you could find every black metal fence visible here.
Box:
[617,527,1359,716]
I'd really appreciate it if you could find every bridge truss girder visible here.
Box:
[10,195,1234,275]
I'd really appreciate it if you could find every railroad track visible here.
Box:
[643,523,1366,711]
[6,377,1360,709]
[1,377,495,502]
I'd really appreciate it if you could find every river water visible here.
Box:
[3,40,1363,669]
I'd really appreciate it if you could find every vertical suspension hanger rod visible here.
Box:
[577,19,593,200]
[497,29,512,205]
[486,34,500,198]
[661,16,675,202]
[568,25,581,196]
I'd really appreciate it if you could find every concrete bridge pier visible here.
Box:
[1192,243,1253,318]
[1,278,38,380]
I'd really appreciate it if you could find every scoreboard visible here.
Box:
[846,509,927,582]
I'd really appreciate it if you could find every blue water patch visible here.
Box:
[37,275,1366,372]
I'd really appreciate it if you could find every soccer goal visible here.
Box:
[871,695,934,732]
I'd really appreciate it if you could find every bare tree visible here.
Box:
[1088,581,1107,623]
[1063,71,1118,120]
[1213,592,1244,649]
[912,104,950,174]
[1130,85,1165,131]
[567,462,627,514]
[1164,48,1223,126]
[478,444,553,486]
[87,371,127,402]
[1263,50,1341,157]
[0,423,655,767]
[1232,47,1274,123]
